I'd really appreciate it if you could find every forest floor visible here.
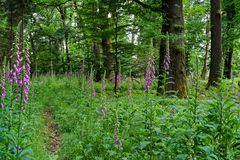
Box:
[28,76,240,159]
[43,108,60,154]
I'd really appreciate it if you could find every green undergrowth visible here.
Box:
[28,76,240,160]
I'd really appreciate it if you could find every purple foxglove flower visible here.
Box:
[144,61,155,92]
[22,56,31,111]
[1,65,6,109]
[114,128,123,148]
[6,70,14,83]
[100,96,107,118]
[1,80,6,109]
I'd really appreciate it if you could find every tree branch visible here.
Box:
[132,0,162,12]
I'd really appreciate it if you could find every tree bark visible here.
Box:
[102,38,113,79]
[223,1,235,79]
[158,0,187,98]
[59,7,70,73]
[201,19,210,80]
[7,7,14,69]
[208,0,222,87]
[99,1,113,79]
[93,42,101,82]
[157,0,169,95]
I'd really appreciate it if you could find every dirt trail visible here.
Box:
[43,109,60,154]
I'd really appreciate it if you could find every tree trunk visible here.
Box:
[93,42,101,82]
[157,1,169,95]
[19,6,24,53]
[201,19,210,80]
[99,1,113,79]
[7,7,14,69]
[208,0,222,87]
[59,7,70,73]
[223,1,235,79]
[114,11,119,94]
[158,0,187,98]
[102,38,113,79]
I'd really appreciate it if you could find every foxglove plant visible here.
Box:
[114,127,122,148]
[99,96,107,118]
[88,67,96,97]
[88,76,96,97]
[143,60,156,159]
[0,45,32,159]
[22,50,31,111]
[144,61,155,92]
[1,66,6,109]
[14,47,23,102]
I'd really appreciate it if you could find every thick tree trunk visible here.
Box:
[99,2,113,80]
[93,42,101,82]
[102,38,113,79]
[208,0,222,87]
[158,0,187,98]
[223,1,235,79]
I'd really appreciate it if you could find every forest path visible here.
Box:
[43,109,60,154]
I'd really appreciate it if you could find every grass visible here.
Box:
[17,76,240,159]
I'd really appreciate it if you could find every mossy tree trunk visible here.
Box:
[208,0,222,87]
[158,0,187,98]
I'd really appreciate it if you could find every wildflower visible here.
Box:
[100,96,107,118]
[1,66,6,109]
[144,61,155,92]
[14,48,23,102]
[6,70,14,83]
[22,54,31,112]
[114,128,123,148]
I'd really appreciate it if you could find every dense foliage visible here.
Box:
[0,0,240,159]
[1,75,239,159]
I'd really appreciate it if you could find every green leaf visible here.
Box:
[139,141,151,150]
